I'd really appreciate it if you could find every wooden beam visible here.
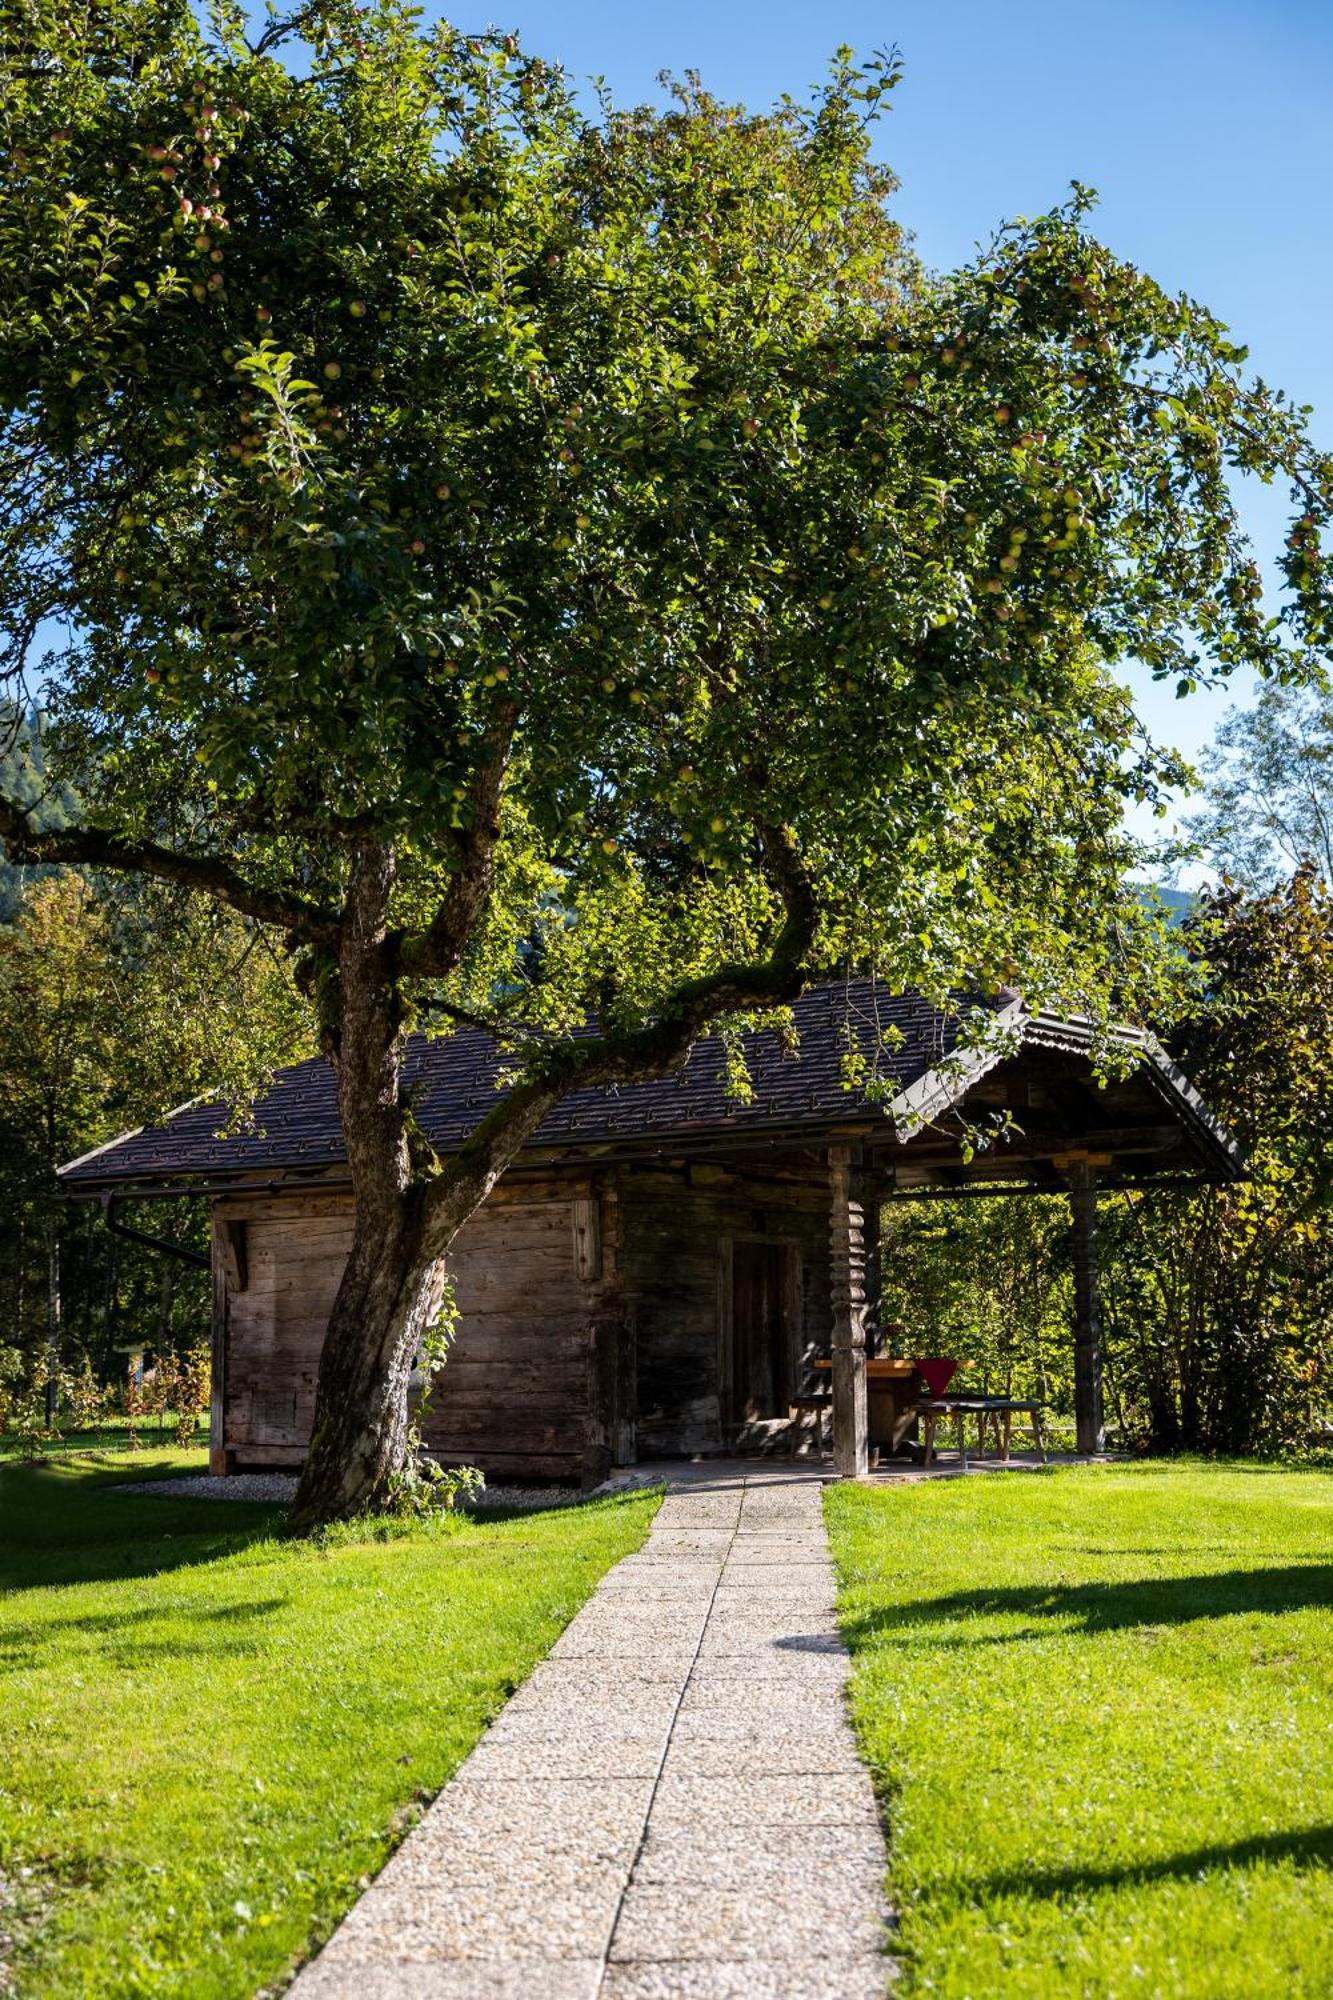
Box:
[216,1218,248,1292]
[863,1169,885,1330]
[208,1212,233,1476]
[1066,1160,1106,1454]
[571,1196,602,1282]
[829,1144,869,1479]
[582,1191,617,1488]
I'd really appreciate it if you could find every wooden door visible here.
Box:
[730,1240,792,1421]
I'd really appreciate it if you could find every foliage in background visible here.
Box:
[0,860,310,1408]
[1184,682,1333,889]
[878,873,1333,1457]
[1109,869,1333,1454]
[879,1194,1072,1408]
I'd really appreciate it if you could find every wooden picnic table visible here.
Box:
[805,1364,1047,1467]
[810,1357,920,1454]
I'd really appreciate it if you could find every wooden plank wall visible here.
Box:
[424,1177,600,1481]
[211,1156,835,1477]
[212,1175,605,1481]
[615,1161,832,1457]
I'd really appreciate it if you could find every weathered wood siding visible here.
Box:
[209,1155,835,1476]
[425,1178,604,1481]
[615,1162,832,1457]
[211,1176,609,1481]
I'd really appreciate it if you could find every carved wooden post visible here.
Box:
[863,1169,885,1341]
[829,1143,869,1479]
[1066,1158,1105,1456]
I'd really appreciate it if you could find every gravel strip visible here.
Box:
[108,1470,662,1510]
[111,1471,298,1503]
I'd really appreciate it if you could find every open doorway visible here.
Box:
[720,1237,800,1426]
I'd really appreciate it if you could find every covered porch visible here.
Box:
[731,1008,1243,1479]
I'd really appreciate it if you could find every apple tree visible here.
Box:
[2,0,1331,1525]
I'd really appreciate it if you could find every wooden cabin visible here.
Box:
[58,981,1242,1481]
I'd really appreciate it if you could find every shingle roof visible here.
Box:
[58,982,991,1191]
[57,978,1243,1192]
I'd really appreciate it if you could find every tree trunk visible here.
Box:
[289,837,425,1531]
[287,1195,446,1530]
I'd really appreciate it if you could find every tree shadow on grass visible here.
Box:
[967,1824,1333,1904]
[843,1563,1333,1650]
[0,1596,290,1674]
[0,1460,286,1594]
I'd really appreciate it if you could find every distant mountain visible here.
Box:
[1152,885,1197,924]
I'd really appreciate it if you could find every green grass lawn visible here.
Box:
[0,1417,195,1461]
[0,1449,658,1998]
[825,1462,1333,2000]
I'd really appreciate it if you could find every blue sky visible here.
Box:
[503,0,1333,853]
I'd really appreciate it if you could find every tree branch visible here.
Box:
[0,795,341,942]
[397,699,519,979]
[420,820,817,1235]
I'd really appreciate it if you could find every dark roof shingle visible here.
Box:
[59,981,983,1190]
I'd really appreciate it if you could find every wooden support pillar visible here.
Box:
[1065,1158,1106,1456]
[829,1144,869,1479]
[863,1170,885,1337]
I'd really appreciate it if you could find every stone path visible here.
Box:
[292,1463,894,1999]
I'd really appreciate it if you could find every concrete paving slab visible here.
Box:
[315,1874,626,1960]
[633,1824,884,1884]
[400,1777,656,1846]
[291,1463,892,1998]
[673,1682,843,1727]
[659,1728,865,1777]
[609,1882,890,1960]
[649,1772,882,1829]
[601,1959,891,2000]
[297,1959,606,1999]
[464,1732,669,1780]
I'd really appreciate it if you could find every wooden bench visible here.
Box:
[917,1396,1047,1468]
